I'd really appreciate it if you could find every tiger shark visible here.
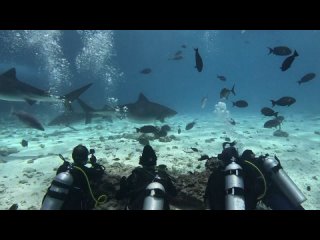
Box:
[48,93,178,125]
[119,93,177,122]
[0,68,92,110]
[48,98,116,126]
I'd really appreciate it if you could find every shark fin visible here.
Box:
[62,83,93,108]
[2,68,17,80]
[138,93,149,102]
[24,98,37,105]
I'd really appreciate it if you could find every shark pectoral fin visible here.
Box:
[24,98,37,105]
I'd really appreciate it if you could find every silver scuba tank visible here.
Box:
[41,171,74,210]
[225,158,245,210]
[262,156,307,207]
[143,181,166,210]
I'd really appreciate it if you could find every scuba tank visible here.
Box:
[262,156,307,207]
[143,179,166,210]
[41,171,74,210]
[224,158,245,210]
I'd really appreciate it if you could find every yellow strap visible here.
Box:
[244,160,267,200]
[73,166,107,207]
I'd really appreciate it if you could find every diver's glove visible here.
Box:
[90,154,97,165]
[89,155,106,172]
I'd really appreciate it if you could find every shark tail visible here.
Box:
[231,84,236,96]
[62,83,93,111]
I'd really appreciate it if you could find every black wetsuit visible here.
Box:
[43,161,104,210]
[117,166,177,210]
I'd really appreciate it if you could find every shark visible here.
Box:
[0,68,93,110]
[48,93,177,125]
[118,93,177,122]
[76,98,118,121]
[48,98,116,126]
[48,111,91,126]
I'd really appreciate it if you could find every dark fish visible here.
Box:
[140,68,152,74]
[217,75,226,81]
[136,125,159,134]
[8,204,18,210]
[194,48,203,72]
[175,50,182,56]
[271,97,296,107]
[185,121,196,130]
[273,129,289,138]
[21,139,28,147]
[298,73,316,85]
[268,46,292,56]
[161,124,171,132]
[228,118,236,125]
[181,44,187,48]
[281,50,299,71]
[263,119,282,128]
[198,154,209,161]
[191,147,199,152]
[220,84,236,99]
[178,127,181,134]
[155,129,167,138]
[169,55,183,60]
[201,96,208,109]
[261,107,278,117]
[232,100,248,108]
[13,111,45,131]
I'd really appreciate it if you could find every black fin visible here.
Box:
[2,68,17,79]
[138,93,149,102]
[62,83,93,106]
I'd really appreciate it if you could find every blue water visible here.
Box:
[1,30,319,116]
[0,30,320,210]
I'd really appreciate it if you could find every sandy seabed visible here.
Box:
[0,111,319,210]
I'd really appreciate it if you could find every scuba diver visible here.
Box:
[41,144,107,210]
[203,141,306,210]
[116,144,177,210]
